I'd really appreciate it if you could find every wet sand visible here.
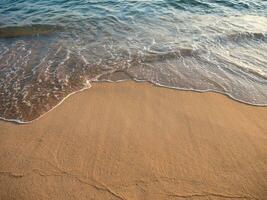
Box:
[0,82,266,200]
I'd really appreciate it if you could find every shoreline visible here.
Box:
[1,80,267,124]
[0,81,266,199]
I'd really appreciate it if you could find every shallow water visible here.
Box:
[1,0,267,122]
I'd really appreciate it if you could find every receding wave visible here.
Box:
[0,24,62,38]
[222,32,267,42]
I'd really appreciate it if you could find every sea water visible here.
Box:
[0,0,267,122]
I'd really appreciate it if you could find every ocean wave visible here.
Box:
[0,1,267,123]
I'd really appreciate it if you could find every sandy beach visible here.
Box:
[0,82,266,200]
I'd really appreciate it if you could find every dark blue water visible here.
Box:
[1,0,267,122]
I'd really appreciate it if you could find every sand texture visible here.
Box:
[0,82,266,200]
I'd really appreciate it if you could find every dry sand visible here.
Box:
[0,82,266,200]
